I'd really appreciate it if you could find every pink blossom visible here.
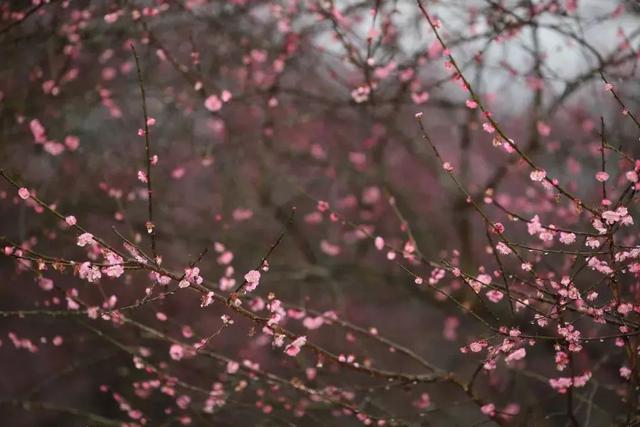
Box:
[496,242,511,255]
[411,91,429,104]
[549,372,591,393]
[620,366,632,380]
[559,232,576,245]
[555,351,569,371]
[529,169,546,182]
[169,344,184,361]
[537,121,551,136]
[316,200,330,212]
[137,171,148,183]
[618,303,633,315]
[77,233,95,247]
[217,251,234,265]
[64,135,80,151]
[527,215,542,235]
[284,336,306,356]
[79,262,102,283]
[102,252,124,278]
[414,393,431,409]
[180,267,203,288]
[486,290,504,303]
[221,90,232,102]
[482,122,495,134]
[204,95,222,112]
[65,216,77,226]
[244,269,261,292]
[29,119,47,143]
[44,141,65,156]
[469,341,483,352]
[481,403,496,417]
[505,347,526,363]
[18,188,30,200]
[303,316,324,330]
[38,277,54,291]
[374,236,385,250]
[232,208,253,221]
[320,240,341,256]
[595,171,609,182]
[226,360,239,374]
[171,167,186,179]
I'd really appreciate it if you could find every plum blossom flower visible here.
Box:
[79,262,102,283]
[204,95,222,112]
[549,372,591,393]
[601,207,633,226]
[618,303,634,315]
[559,232,576,245]
[18,188,30,200]
[284,336,306,356]
[226,360,239,374]
[481,403,496,417]
[169,344,184,361]
[585,237,601,248]
[527,215,543,235]
[200,291,215,308]
[137,170,148,183]
[320,240,341,256]
[30,119,47,143]
[414,393,431,409]
[469,341,484,352]
[587,257,613,275]
[64,135,80,150]
[470,274,491,293]
[537,121,551,136]
[620,366,632,380]
[244,269,261,292]
[486,290,504,303]
[529,169,546,182]
[316,200,330,212]
[38,277,54,291]
[411,91,429,104]
[595,171,609,182]
[374,236,385,250]
[555,351,569,371]
[102,251,124,278]
[77,233,95,247]
[505,348,526,364]
[65,216,77,226]
[496,242,512,255]
[351,85,370,103]
[303,316,324,330]
[179,267,203,288]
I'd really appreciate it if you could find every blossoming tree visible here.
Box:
[1,0,640,425]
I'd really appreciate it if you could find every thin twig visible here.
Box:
[130,44,158,263]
